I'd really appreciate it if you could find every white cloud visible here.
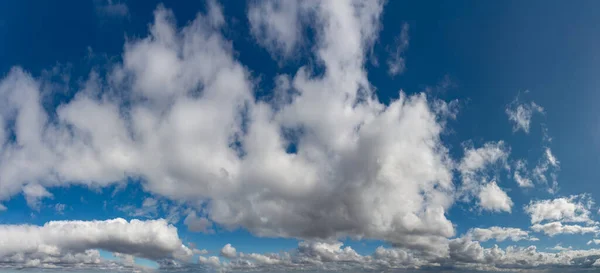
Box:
[588,239,600,245]
[524,195,596,225]
[220,244,237,259]
[199,239,600,272]
[0,1,458,255]
[458,141,510,203]
[531,221,600,237]
[478,182,513,213]
[0,218,192,268]
[387,22,410,76]
[533,147,560,192]
[548,244,572,251]
[464,226,535,242]
[22,184,53,211]
[505,95,544,134]
[0,204,6,212]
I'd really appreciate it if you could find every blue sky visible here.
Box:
[1,0,600,272]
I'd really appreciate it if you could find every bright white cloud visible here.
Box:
[478,182,513,213]
[524,195,596,225]
[458,141,509,203]
[0,0,459,255]
[0,218,192,269]
[220,244,237,259]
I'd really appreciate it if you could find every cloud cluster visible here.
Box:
[457,141,512,212]
[463,226,537,242]
[197,241,600,272]
[0,218,191,269]
[0,0,459,255]
[525,195,599,236]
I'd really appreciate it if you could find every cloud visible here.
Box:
[457,141,511,212]
[387,22,410,76]
[198,255,220,267]
[478,181,513,213]
[524,195,596,225]
[199,239,600,272]
[533,147,560,192]
[0,1,459,255]
[184,211,213,233]
[95,0,129,18]
[513,159,534,188]
[248,0,302,59]
[531,222,599,237]
[22,184,53,211]
[0,204,5,212]
[54,203,66,214]
[464,226,536,242]
[220,244,237,259]
[0,218,192,269]
[588,239,600,245]
[505,95,544,134]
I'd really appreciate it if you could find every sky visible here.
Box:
[1,0,600,272]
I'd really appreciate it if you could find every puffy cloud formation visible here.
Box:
[0,218,192,269]
[525,195,596,225]
[478,181,513,213]
[525,195,599,236]
[0,0,457,255]
[458,141,512,212]
[220,244,237,259]
[505,95,544,134]
[464,226,536,242]
[197,241,600,272]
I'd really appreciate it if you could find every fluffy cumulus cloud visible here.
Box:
[525,195,599,237]
[0,0,458,256]
[194,241,600,272]
[220,244,237,259]
[478,181,513,213]
[0,218,192,269]
[457,141,513,212]
[525,195,596,225]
